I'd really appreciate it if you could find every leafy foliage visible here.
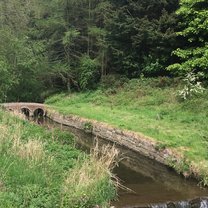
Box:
[177,72,205,100]
[79,56,100,90]
[168,0,208,76]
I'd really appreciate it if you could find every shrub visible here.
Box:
[178,72,205,100]
[83,122,93,133]
[79,56,100,90]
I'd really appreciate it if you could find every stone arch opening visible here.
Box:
[34,108,44,117]
[21,108,30,117]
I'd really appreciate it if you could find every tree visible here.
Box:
[79,55,100,90]
[0,0,183,101]
[167,0,208,77]
[0,0,49,101]
[106,0,179,77]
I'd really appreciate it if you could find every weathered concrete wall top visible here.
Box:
[47,109,179,167]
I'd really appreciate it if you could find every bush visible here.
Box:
[79,56,100,90]
[178,72,205,100]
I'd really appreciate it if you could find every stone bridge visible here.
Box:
[1,103,47,117]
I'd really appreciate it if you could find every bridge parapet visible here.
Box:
[1,103,47,117]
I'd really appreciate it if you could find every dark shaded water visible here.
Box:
[37,117,208,207]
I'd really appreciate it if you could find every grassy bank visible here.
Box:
[0,110,117,208]
[46,77,208,185]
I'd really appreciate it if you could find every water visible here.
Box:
[37,117,208,207]
[149,198,208,208]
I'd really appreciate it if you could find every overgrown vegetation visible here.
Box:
[0,110,118,207]
[168,0,208,77]
[46,77,208,184]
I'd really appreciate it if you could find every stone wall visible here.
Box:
[47,110,178,167]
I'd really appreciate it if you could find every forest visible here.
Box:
[0,0,207,102]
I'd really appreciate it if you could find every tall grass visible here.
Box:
[12,139,45,163]
[0,110,118,207]
[61,144,119,208]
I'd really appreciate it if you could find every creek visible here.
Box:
[35,117,208,208]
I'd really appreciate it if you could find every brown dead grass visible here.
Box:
[61,143,121,207]
[64,144,119,191]
[12,138,45,162]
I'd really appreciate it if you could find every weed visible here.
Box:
[83,122,93,133]
[155,143,167,151]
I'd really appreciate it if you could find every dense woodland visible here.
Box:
[0,0,207,102]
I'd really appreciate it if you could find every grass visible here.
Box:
[46,77,208,184]
[0,109,118,207]
[61,144,119,208]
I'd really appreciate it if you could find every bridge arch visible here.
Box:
[21,107,31,117]
[34,108,45,117]
[2,103,46,117]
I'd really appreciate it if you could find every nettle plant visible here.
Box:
[178,72,205,100]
